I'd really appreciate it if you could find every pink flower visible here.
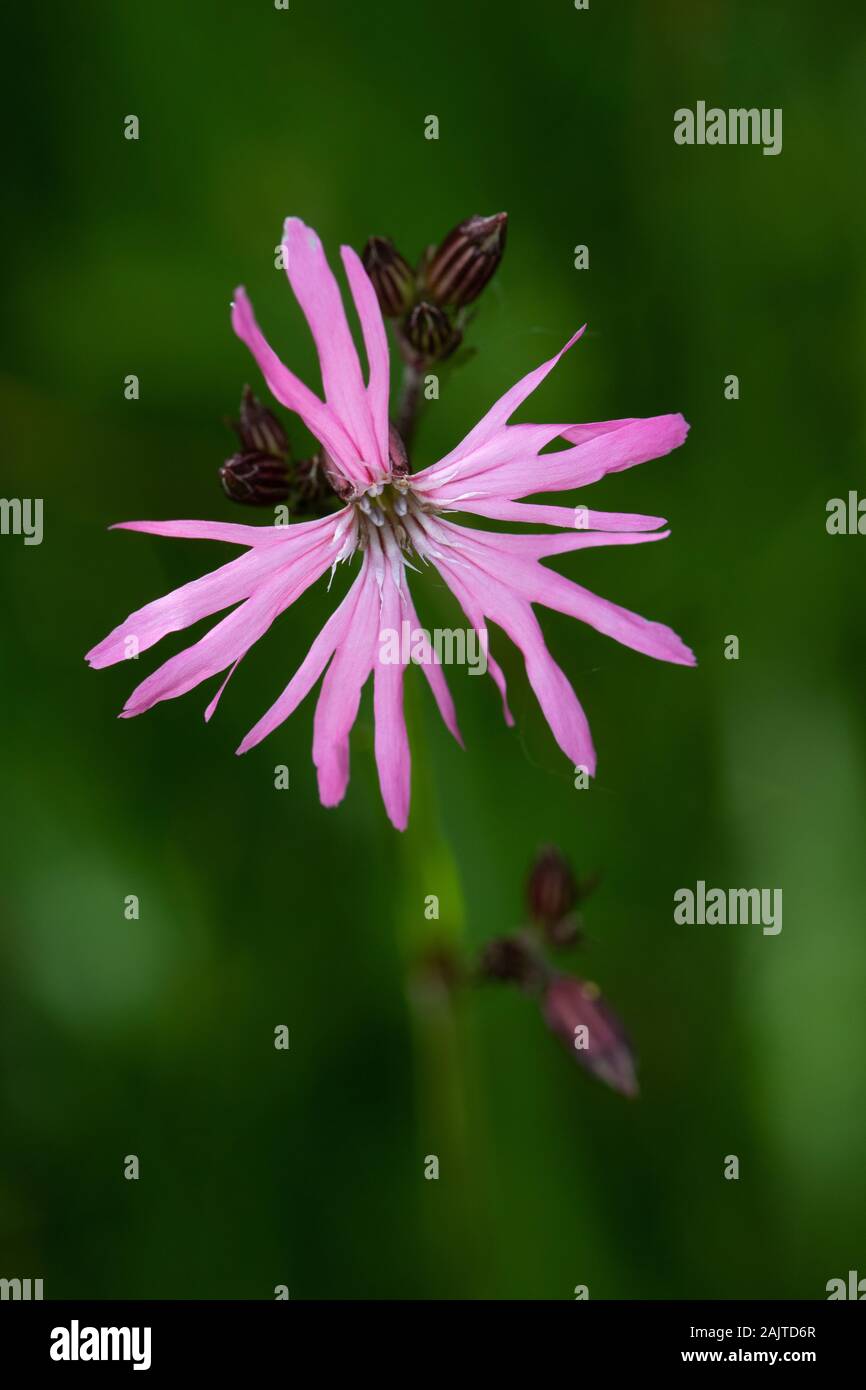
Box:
[86,217,694,831]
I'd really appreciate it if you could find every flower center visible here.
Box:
[350,478,439,562]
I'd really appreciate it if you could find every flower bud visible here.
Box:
[361,236,416,317]
[542,975,638,1098]
[388,422,409,479]
[423,212,507,308]
[289,453,342,515]
[478,935,538,986]
[232,385,289,458]
[318,449,354,502]
[404,301,459,362]
[219,452,290,506]
[527,846,577,927]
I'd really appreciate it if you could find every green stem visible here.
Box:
[396,361,423,452]
[398,681,487,1291]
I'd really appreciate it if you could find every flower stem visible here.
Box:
[397,682,489,1291]
[396,361,423,453]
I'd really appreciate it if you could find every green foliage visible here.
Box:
[2,0,865,1299]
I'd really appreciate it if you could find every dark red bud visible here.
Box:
[232,385,289,458]
[423,212,508,308]
[281,454,335,516]
[219,452,290,506]
[318,449,354,501]
[478,936,539,986]
[361,236,416,317]
[527,846,578,928]
[404,301,460,361]
[388,422,409,479]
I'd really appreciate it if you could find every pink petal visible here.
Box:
[413,422,567,495]
[434,518,671,562]
[433,551,595,771]
[436,523,695,667]
[437,414,688,501]
[283,218,380,481]
[373,571,411,831]
[232,286,363,485]
[340,245,390,471]
[539,573,696,666]
[433,328,585,469]
[86,516,344,670]
[400,582,463,747]
[204,657,243,722]
[236,565,368,754]
[561,419,645,446]
[87,548,274,670]
[85,513,346,670]
[436,496,666,532]
[431,561,513,726]
[313,555,380,808]
[109,518,312,546]
[121,537,336,717]
[542,412,690,490]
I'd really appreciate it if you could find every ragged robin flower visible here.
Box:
[86,217,694,831]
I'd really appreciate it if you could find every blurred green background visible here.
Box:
[2,0,865,1299]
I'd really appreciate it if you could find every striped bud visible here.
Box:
[423,212,507,308]
[232,385,289,458]
[388,422,409,479]
[527,846,578,928]
[404,301,459,361]
[361,236,416,317]
[478,935,539,987]
[219,452,290,506]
